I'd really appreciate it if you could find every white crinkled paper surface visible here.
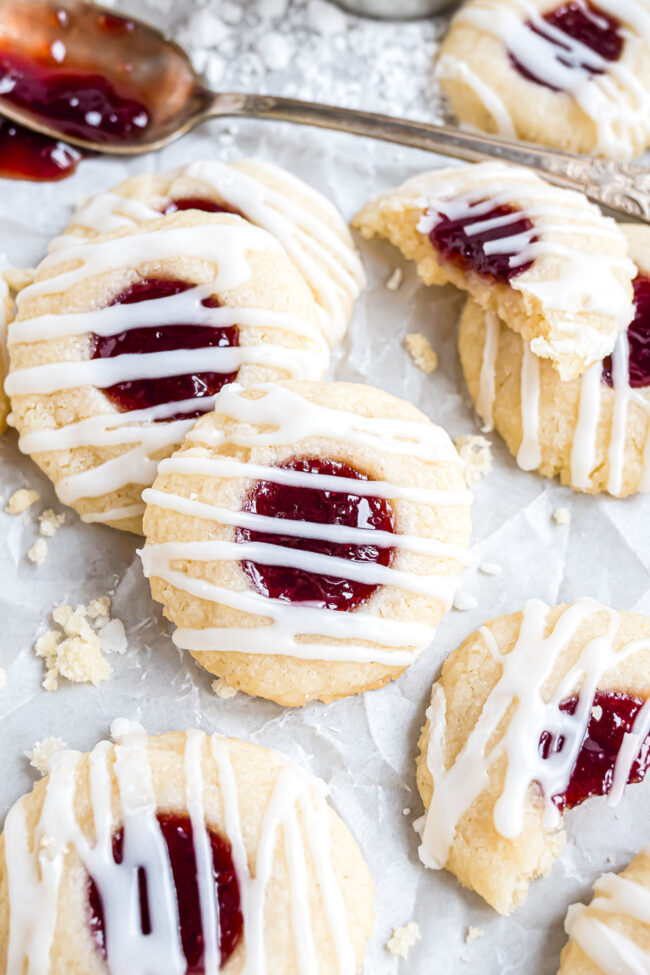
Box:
[1,2,650,973]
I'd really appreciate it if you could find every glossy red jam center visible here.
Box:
[429,203,535,282]
[163,198,242,217]
[236,457,395,611]
[90,278,239,420]
[0,49,150,145]
[539,691,650,810]
[511,2,623,90]
[88,813,242,971]
[602,275,650,389]
[0,116,82,181]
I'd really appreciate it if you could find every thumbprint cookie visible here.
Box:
[560,845,650,974]
[352,162,634,381]
[52,159,365,347]
[437,0,650,161]
[0,720,374,973]
[416,598,650,914]
[459,224,650,497]
[141,380,472,707]
[5,211,327,533]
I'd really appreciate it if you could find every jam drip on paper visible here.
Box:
[88,813,243,971]
[237,457,396,611]
[91,278,239,420]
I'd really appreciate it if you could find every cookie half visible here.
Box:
[416,599,650,914]
[53,159,365,347]
[459,223,650,497]
[437,0,650,161]
[560,846,650,974]
[141,380,472,707]
[352,162,634,381]
[0,721,374,973]
[5,211,327,533]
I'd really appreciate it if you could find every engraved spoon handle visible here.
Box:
[206,92,650,222]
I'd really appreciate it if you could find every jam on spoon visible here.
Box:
[237,457,396,612]
[539,690,650,810]
[88,813,243,971]
[90,278,239,421]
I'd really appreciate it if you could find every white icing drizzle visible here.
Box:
[141,382,470,667]
[565,854,650,975]
[4,721,358,975]
[415,164,635,369]
[51,159,365,345]
[451,0,650,159]
[6,224,328,524]
[475,308,650,495]
[436,54,516,136]
[418,598,650,871]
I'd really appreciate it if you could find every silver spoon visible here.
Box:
[2,0,649,221]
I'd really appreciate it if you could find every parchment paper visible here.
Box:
[1,5,650,973]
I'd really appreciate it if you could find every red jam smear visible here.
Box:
[539,691,650,811]
[163,198,242,217]
[236,457,395,611]
[0,49,150,145]
[602,275,650,389]
[90,278,239,420]
[511,2,624,91]
[0,116,82,181]
[429,203,535,282]
[88,813,242,971]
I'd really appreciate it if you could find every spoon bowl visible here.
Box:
[1,0,650,222]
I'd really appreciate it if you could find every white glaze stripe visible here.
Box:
[4,722,357,975]
[419,599,650,871]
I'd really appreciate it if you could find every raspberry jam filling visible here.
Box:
[602,275,650,389]
[88,813,242,971]
[0,48,150,145]
[429,203,535,282]
[236,457,396,611]
[539,691,650,811]
[90,278,239,420]
[163,198,242,217]
[0,116,82,181]
[511,2,624,90]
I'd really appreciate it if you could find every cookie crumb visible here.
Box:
[479,561,502,576]
[466,926,484,944]
[34,598,125,690]
[553,506,571,525]
[404,332,438,374]
[454,590,478,612]
[27,538,48,566]
[386,922,421,959]
[25,737,67,776]
[591,703,603,721]
[386,267,403,291]
[5,488,40,515]
[402,807,411,815]
[38,509,65,537]
[212,677,239,699]
[455,435,493,486]
[0,668,5,689]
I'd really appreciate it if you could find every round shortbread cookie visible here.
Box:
[352,161,635,382]
[5,211,327,534]
[459,224,650,497]
[141,380,472,707]
[437,0,650,161]
[0,721,374,974]
[53,158,365,347]
[416,598,650,914]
